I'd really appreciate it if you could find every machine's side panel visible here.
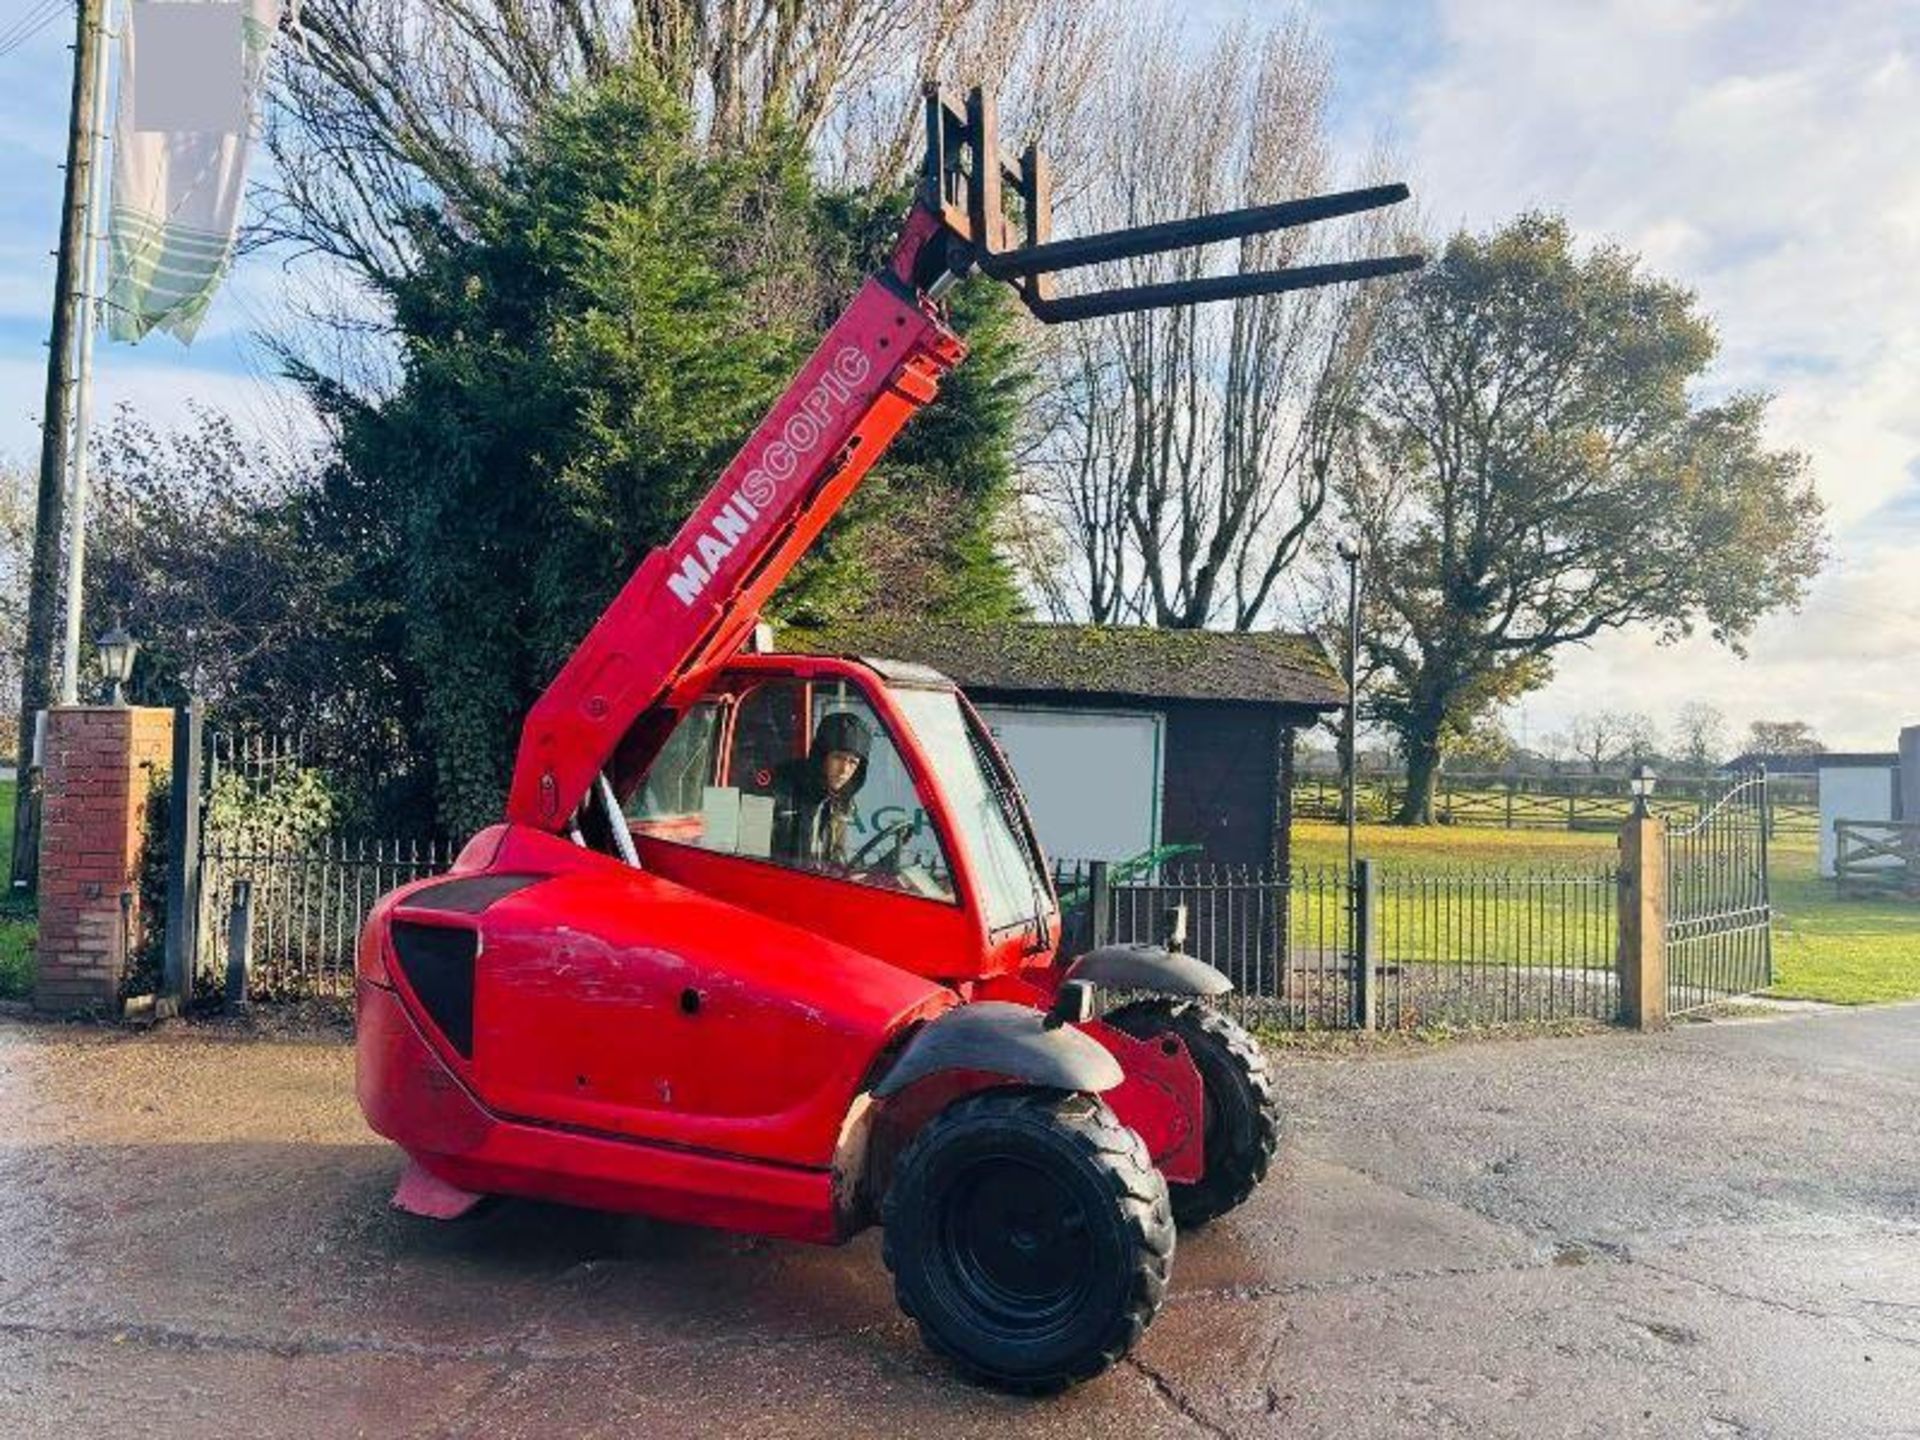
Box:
[356,981,847,1243]
[456,861,952,1169]
[635,838,981,981]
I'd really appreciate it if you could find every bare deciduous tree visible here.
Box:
[1671,701,1728,772]
[1019,11,1396,629]
[815,0,1119,197]
[264,1,1109,292]
[1568,709,1659,775]
[1745,719,1826,757]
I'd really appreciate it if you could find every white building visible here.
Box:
[1815,751,1903,878]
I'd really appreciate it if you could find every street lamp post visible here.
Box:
[1335,537,1362,880]
[95,620,137,706]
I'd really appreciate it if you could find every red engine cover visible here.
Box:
[366,827,952,1175]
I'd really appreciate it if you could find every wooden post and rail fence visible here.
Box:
[1831,819,1920,898]
[1293,769,1816,837]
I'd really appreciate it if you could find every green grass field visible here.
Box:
[1767,859,1920,1004]
[1294,821,1618,872]
[0,780,33,1000]
[1295,820,1920,1006]
[1286,823,1619,979]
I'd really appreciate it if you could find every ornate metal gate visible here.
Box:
[1666,769,1773,1014]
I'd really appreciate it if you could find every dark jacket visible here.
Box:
[770,753,867,867]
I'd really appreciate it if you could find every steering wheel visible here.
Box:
[845,820,914,875]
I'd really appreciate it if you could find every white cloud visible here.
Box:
[1528,531,1920,753]
[1348,0,1920,749]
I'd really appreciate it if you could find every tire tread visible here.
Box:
[881,1088,1174,1392]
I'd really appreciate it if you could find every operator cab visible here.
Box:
[608,653,1058,984]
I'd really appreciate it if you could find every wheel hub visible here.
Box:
[942,1155,1094,1329]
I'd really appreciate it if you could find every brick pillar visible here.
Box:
[1617,810,1668,1031]
[34,706,174,1014]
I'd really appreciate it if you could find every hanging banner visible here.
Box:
[106,0,283,344]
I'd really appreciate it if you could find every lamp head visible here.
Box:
[95,620,138,705]
[1629,763,1657,813]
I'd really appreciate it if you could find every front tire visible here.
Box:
[1107,1001,1280,1228]
[882,1090,1173,1392]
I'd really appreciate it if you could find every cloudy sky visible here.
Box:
[1,0,1916,752]
[1291,0,1920,754]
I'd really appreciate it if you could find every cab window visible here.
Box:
[628,676,956,903]
[732,679,801,798]
[632,700,719,818]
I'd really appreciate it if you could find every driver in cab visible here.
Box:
[771,711,871,872]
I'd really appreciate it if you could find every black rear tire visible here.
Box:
[1107,1001,1280,1228]
[881,1090,1174,1392]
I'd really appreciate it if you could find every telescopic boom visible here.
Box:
[506,87,1420,831]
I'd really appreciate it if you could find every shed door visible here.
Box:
[976,705,1162,866]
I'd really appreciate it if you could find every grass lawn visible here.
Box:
[1293,820,1920,1006]
[1767,846,1920,1004]
[0,779,33,1000]
[1287,822,1618,974]
[1294,821,1617,872]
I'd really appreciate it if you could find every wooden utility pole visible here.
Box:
[14,0,108,891]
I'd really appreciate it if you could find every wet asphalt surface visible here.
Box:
[0,1003,1914,1439]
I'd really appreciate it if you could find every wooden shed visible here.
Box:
[783,621,1345,871]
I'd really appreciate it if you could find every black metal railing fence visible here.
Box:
[198,835,457,1000]
[1054,856,1620,1032]
[195,839,1620,1021]
[1369,863,1619,1029]
[179,719,447,1001]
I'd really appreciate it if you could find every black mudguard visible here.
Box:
[871,1002,1123,1098]
[1066,942,1232,998]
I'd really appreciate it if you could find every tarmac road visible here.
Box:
[0,1003,1914,1438]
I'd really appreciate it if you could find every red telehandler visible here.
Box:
[357,88,1418,1391]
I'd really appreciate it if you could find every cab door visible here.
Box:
[626,669,985,979]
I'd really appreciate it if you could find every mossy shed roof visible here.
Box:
[782,621,1346,710]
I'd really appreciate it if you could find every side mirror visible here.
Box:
[1044,979,1096,1030]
